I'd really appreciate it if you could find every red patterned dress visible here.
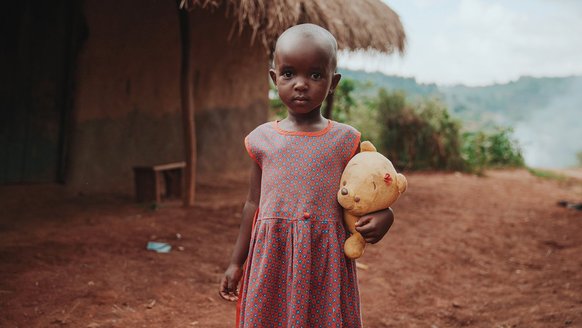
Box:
[238,120,362,327]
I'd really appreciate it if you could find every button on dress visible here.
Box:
[238,120,362,327]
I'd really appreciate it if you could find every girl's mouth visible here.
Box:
[293,96,309,102]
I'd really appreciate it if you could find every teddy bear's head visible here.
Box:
[338,141,407,216]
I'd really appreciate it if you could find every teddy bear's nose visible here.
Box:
[354,196,360,202]
[341,187,348,195]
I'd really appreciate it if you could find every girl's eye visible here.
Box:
[282,71,293,78]
[311,72,322,80]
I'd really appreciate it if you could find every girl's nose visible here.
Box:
[294,78,308,91]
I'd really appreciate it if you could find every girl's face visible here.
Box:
[270,40,340,115]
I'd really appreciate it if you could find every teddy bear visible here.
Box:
[337,141,407,259]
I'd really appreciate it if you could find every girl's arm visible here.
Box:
[354,207,394,244]
[219,161,261,301]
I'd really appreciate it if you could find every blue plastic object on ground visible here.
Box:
[146,241,172,253]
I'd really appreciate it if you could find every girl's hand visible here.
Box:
[354,208,394,244]
[219,264,244,302]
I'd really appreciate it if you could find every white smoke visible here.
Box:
[514,78,582,168]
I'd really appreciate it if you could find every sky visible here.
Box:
[338,0,582,86]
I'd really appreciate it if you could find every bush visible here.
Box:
[325,79,356,122]
[462,128,524,174]
[268,78,525,173]
[375,89,465,171]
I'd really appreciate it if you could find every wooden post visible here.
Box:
[178,3,196,206]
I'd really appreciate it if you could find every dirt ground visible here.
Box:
[1,169,581,328]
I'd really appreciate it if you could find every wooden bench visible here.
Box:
[133,162,186,203]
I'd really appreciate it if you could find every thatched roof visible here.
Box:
[182,0,406,54]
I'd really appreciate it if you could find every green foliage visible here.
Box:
[323,79,382,142]
[461,131,488,173]
[462,128,524,174]
[267,76,525,173]
[330,79,356,122]
[484,128,525,167]
[527,168,567,181]
[375,89,465,171]
[319,79,356,123]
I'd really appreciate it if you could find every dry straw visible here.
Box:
[183,0,406,54]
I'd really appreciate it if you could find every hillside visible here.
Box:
[340,69,582,126]
[440,76,582,126]
[338,69,440,98]
[339,69,582,167]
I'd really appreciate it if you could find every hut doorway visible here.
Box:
[0,0,80,184]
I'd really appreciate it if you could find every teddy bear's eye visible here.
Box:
[372,182,376,190]
[342,181,347,186]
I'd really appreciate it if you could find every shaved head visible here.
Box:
[274,24,338,71]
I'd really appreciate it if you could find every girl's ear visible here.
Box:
[329,73,341,94]
[269,69,277,87]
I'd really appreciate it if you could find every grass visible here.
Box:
[527,167,569,181]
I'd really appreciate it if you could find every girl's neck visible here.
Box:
[280,110,328,132]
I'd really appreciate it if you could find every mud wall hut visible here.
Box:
[0,0,405,195]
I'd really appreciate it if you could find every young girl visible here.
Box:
[219,23,394,327]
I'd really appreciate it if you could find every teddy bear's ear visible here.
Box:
[360,141,376,152]
[396,173,408,193]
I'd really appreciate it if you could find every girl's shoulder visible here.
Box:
[247,121,276,138]
[244,122,276,167]
[251,121,275,132]
[331,121,359,132]
[330,121,361,138]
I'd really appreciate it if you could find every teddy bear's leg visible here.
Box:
[343,211,366,259]
[345,233,366,259]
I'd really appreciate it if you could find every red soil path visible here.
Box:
[1,169,581,328]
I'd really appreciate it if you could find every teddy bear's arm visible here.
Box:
[344,210,359,235]
[343,210,367,259]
